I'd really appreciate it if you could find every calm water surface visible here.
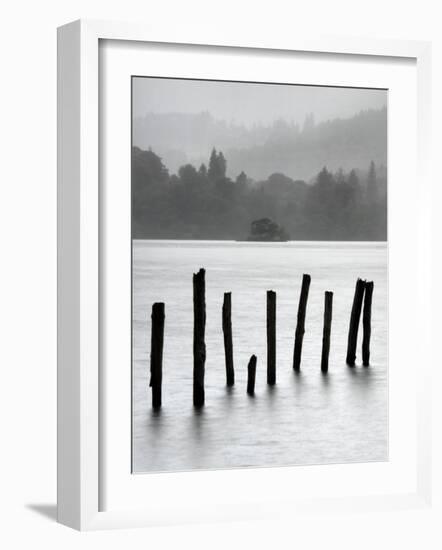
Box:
[132,240,388,473]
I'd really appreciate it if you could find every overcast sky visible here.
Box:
[132,77,387,126]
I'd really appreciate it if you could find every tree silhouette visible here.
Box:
[366,160,377,204]
[208,148,227,181]
[236,171,248,186]
[198,163,208,178]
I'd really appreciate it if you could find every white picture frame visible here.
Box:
[57,19,433,531]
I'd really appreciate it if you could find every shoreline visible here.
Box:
[132,239,388,247]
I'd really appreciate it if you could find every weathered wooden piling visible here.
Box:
[267,290,276,385]
[247,355,257,396]
[346,278,366,366]
[149,302,165,409]
[321,291,333,373]
[362,281,374,366]
[222,292,234,386]
[193,268,206,407]
[293,274,311,372]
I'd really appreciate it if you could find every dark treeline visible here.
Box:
[132,146,387,241]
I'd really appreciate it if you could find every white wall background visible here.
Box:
[0,0,441,547]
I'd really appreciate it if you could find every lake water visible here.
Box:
[132,240,388,473]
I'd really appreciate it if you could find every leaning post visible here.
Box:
[346,278,366,366]
[293,274,311,371]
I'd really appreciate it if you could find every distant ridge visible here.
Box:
[133,107,387,181]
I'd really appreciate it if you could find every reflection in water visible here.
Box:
[148,409,163,435]
[265,384,278,413]
[346,365,374,384]
[247,392,257,403]
[133,241,388,473]
[190,407,205,442]
[225,385,235,398]
[320,372,330,388]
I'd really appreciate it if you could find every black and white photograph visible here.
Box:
[131,76,388,474]
[4,0,438,543]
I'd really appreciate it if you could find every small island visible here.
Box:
[247,218,290,242]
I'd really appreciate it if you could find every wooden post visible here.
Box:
[346,278,366,366]
[362,281,374,367]
[222,292,234,386]
[193,268,206,407]
[293,274,311,372]
[321,292,333,373]
[267,290,276,385]
[247,355,257,396]
[149,302,165,409]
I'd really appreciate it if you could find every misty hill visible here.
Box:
[133,107,387,181]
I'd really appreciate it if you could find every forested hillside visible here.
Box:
[132,146,387,241]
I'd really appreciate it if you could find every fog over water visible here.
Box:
[132,241,388,473]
